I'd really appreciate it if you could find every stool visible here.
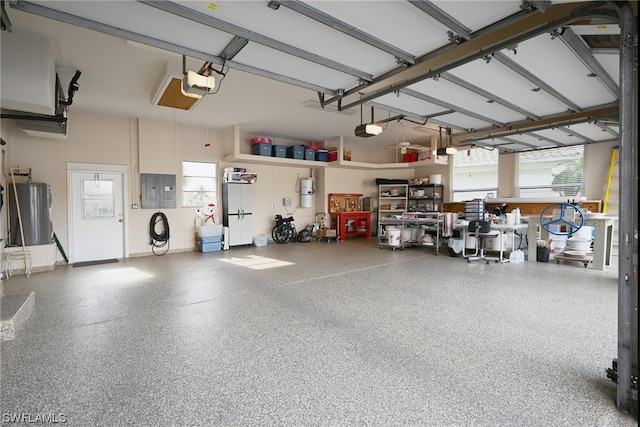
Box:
[4,251,33,278]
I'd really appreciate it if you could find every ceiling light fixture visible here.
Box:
[355,105,404,137]
[181,70,215,99]
[355,123,383,137]
[433,147,458,156]
[433,126,457,156]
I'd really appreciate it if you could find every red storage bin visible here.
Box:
[328,151,338,162]
[305,144,322,150]
[251,137,272,145]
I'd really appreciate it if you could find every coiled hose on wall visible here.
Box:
[150,212,170,255]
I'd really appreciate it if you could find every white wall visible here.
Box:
[0,109,617,264]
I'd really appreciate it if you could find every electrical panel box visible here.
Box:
[141,173,176,209]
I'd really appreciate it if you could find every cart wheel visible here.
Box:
[556,260,561,264]
[583,262,589,268]
[379,245,383,249]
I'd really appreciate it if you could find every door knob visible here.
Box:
[119,219,124,223]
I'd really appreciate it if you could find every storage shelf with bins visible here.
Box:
[377,184,408,237]
[408,184,443,213]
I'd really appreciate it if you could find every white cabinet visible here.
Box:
[222,183,254,246]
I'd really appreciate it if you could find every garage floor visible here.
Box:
[0,239,634,426]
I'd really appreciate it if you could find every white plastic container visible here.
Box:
[197,224,223,237]
[387,227,401,246]
[429,174,442,185]
[253,234,269,247]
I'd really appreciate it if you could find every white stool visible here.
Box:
[4,251,33,278]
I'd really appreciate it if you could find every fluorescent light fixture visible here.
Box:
[355,123,383,137]
[181,70,215,98]
[433,147,458,156]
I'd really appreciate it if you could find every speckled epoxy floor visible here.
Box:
[0,239,635,426]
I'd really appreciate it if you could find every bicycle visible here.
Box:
[272,214,297,244]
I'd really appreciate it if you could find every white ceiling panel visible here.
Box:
[176,0,396,76]
[563,122,619,142]
[31,1,235,56]
[507,35,618,107]
[593,51,620,85]
[373,93,450,118]
[449,59,572,116]
[408,78,527,124]
[308,1,451,57]
[504,134,557,149]
[432,112,492,131]
[3,0,627,152]
[432,0,522,32]
[233,44,356,90]
[534,128,588,144]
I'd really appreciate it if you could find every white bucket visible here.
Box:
[387,227,401,246]
[429,174,442,185]
[401,228,413,242]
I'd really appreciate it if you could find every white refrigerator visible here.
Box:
[222,183,254,246]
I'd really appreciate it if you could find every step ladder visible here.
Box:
[603,146,619,256]
[603,146,619,215]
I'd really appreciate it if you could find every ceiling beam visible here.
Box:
[450,103,619,143]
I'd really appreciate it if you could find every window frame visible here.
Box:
[181,160,218,208]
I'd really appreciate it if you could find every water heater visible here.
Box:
[300,178,313,208]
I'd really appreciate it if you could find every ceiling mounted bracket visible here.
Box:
[447,31,465,45]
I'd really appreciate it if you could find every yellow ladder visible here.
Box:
[603,146,619,214]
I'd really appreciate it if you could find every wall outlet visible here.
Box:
[132,204,139,209]
[283,197,291,206]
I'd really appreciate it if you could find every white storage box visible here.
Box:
[197,224,223,237]
[253,234,269,247]
[484,232,514,251]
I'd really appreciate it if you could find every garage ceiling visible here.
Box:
[1,0,628,153]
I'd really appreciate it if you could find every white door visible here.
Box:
[70,171,125,263]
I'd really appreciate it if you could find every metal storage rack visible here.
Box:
[378,212,444,254]
[408,183,444,213]
[377,184,408,237]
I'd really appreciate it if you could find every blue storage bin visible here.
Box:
[304,148,316,160]
[286,145,305,159]
[197,236,222,252]
[272,145,286,157]
[315,150,329,162]
[251,143,272,156]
